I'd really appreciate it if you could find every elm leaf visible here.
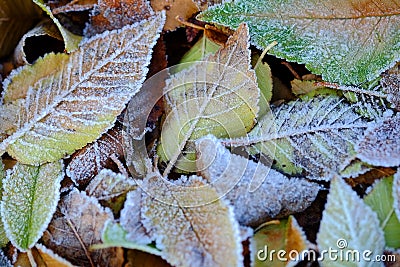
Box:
[199,0,400,85]
[317,177,385,266]
[364,176,400,248]
[0,13,165,164]
[0,161,63,251]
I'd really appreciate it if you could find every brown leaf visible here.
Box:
[35,244,75,267]
[51,0,97,14]
[66,125,124,186]
[126,250,171,267]
[382,63,400,111]
[42,189,123,267]
[84,0,154,37]
[151,0,199,31]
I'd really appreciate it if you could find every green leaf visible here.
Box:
[236,95,372,180]
[141,173,243,267]
[0,0,42,58]
[254,52,273,117]
[32,0,82,52]
[158,23,259,174]
[0,13,165,165]
[393,171,400,225]
[198,0,400,85]
[317,177,385,267]
[0,161,7,247]
[364,176,400,249]
[0,161,63,251]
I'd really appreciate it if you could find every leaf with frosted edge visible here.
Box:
[35,244,74,267]
[0,0,42,58]
[0,13,165,165]
[42,188,123,267]
[196,135,320,226]
[364,176,400,249]
[381,63,400,111]
[356,115,400,167]
[394,171,400,223]
[0,161,63,251]
[317,177,385,267]
[239,95,373,180]
[0,161,7,247]
[158,23,259,173]
[141,173,243,267]
[33,0,82,52]
[199,0,400,85]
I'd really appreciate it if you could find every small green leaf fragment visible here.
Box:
[1,161,63,251]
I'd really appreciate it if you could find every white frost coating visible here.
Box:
[0,161,63,251]
[317,177,385,267]
[196,135,320,226]
[356,115,400,167]
[0,12,166,165]
[393,171,400,222]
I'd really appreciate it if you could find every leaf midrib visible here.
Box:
[230,12,400,20]
[23,166,40,249]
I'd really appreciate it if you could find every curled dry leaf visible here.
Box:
[356,115,400,167]
[0,13,165,165]
[196,135,320,226]
[66,125,124,185]
[42,188,123,267]
[140,173,243,267]
[84,0,154,37]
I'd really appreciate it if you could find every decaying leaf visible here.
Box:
[151,0,199,31]
[381,63,400,111]
[364,176,400,248]
[33,0,82,52]
[141,173,243,267]
[317,177,385,267]
[237,94,374,180]
[158,23,259,174]
[66,125,124,185]
[253,217,309,267]
[126,249,171,267]
[52,0,97,14]
[199,0,400,85]
[42,188,123,267]
[1,161,63,251]
[291,79,325,96]
[0,13,165,165]
[35,243,74,267]
[196,135,320,226]
[13,20,64,66]
[356,115,400,167]
[0,0,42,58]
[84,0,154,37]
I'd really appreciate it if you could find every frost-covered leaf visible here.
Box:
[42,188,123,267]
[33,0,82,52]
[0,160,7,247]
[0,249,11,267]
[253,217,309,267]
[84,0,154,37]
[158,23,259,173]
[35,244,74,267]
[51,0,96,14]
[238,95,374,180]
[364,176,400,248]
[141,173,243,267]
[1,161,63,251]
[356,115,400,167]
[92,220,161,255]
[199,0,400,85]
[317,177,385,267]
[394,171,400,223]
[66,125,124,185]
[0,13,165,165]
[381,63,400,111]
[196,135,320,226]
[0,0,42,58]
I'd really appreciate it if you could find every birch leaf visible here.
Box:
[199,0,400,85]
[158,23,259,173]
[196,135,320,226]
[32,0,82,52]
[0,0,42,58]
[141,173,243,267]
[356,115,400,167]
[0,161,63,251]
[317,177,385,267]
[364,176,400,248]
[0,13,165,165]
[42,188,123,267]
[241,95,373,180]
